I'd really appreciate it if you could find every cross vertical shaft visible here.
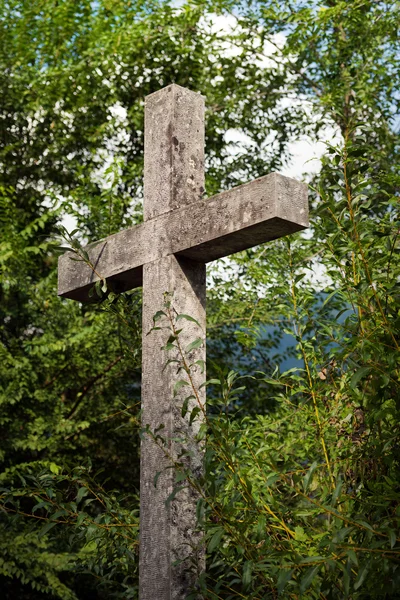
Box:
[140,85,206,599]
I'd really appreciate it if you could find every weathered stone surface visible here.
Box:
[140,255,205,600]
[144,84,205,220]
[139,86,206,600]
[58,172,308,301]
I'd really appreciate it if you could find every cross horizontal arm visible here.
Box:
[58,172,308,302]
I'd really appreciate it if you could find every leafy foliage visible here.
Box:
[1,0,399,598]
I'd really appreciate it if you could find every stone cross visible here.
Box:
[58,84,308,599]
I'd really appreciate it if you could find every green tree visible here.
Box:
[1,0,399,598]
[198,1,400,597]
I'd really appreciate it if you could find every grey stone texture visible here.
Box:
[140,85,207,600]
[144,84,205,220]
[58,172,308,301]
[141,255,205,600]
[57,83,309,600]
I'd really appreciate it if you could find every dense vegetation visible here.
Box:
[0,0,399,598]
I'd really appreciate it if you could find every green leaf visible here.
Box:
[347,549,358,567]
[174,379,190,396]
[50,509,67,521]
[303,461,318,492]
[185,337,203,352]
[294,526,308,542]
[153,310,166,323]
[350,366,371,388]
[175,470,187,483]
[389,530,396,549]
[331,479,343,506]
[197,422,207,441]
[165,485,186,507]
[242,560,253,591]
[277,568,293,594]
[354,562,369,590]
[95,280,103,298]
[181,396,190,419]
[208,528,224,553]
[39,521,58,537]
[76,486,88,504]
[199,379,220,389]
[332,527,353,543]
[154,471,162,488]
[76,513,86,527]
[194,359,205,373]
[163,341,177,351]
[57,246,74,253]
[32,501,50,513]
[299,566,319,594]
[176,314,201,328]
[189,406,201,425]
[181,396,195,418]
[162,358,180,372]
[322,288,340,307]
[355,519,374,532]
[196,498,205,524]
[295,273,306,284]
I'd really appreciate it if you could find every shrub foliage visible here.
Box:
[0,0,399,598]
